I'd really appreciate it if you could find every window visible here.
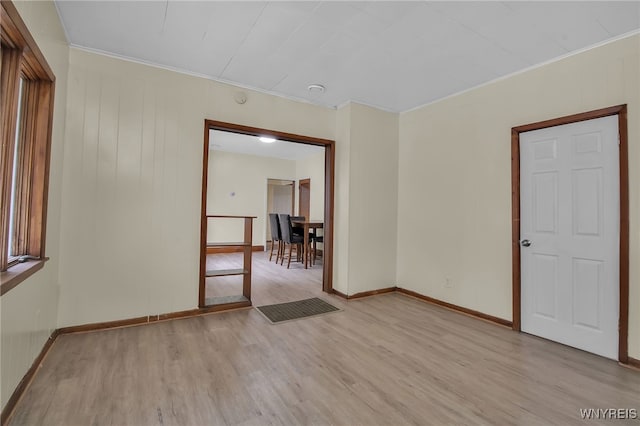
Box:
[7,77,24,264]
[0,0,56,294]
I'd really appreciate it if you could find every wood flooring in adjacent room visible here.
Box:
[9,252,640,425]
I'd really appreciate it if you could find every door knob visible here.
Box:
[520,239,531,247]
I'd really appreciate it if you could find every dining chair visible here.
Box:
[290,215,316,266]
[268,213,283,263]
[278,214,305,268]
[290,215,305,237]
[291,215,316,240]
[312,234,323,265]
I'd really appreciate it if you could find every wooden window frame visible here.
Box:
[0,0,55,295]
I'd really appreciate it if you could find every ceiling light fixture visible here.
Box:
[259,136,276,143]
[307,84,325,94]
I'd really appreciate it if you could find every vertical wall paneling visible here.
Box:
[56,49,336,326]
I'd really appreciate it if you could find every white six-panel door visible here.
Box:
[520,116,619,359]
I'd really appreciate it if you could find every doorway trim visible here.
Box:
[511,104,629,363]
[298,178,311,219]
[201,120,336,302]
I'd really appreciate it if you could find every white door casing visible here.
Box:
[520,115,619,359]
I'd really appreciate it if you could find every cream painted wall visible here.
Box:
[333,103,399,296]
[0,0,69,410]
[333,105,352,295]
[295,151,325,220]
[270,184,294,216]
[207,150,296,245]
[397,34,640,358]
[56,48,337,327]
[346,104,399,295]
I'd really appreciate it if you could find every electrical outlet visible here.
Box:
[445,276,453,288]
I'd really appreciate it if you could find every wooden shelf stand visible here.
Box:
[200,215,255,308]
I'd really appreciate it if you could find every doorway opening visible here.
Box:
[299,178,310,219]
[200,120,335,310]
[266,179,295,247]
[511,105,629,363]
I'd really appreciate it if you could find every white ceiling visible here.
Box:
[55,1,640,113]
[210,130,324,161]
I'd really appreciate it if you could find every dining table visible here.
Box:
[291,219,323,269]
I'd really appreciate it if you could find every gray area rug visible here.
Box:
[256,297,340,324]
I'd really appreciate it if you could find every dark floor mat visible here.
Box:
[256,297,340,324]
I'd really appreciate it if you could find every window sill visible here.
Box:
[0,258,49,296]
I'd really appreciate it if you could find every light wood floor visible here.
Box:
[10,252,640,425]
[205,249,324,305]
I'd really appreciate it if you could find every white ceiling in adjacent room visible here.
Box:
[210,130,324,161]
[55,1,640,112]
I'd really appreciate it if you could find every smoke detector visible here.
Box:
[307,84,325,94]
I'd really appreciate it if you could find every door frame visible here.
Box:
[298,178,311,218]
[511,105,629,363]
[201,120,336,299]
